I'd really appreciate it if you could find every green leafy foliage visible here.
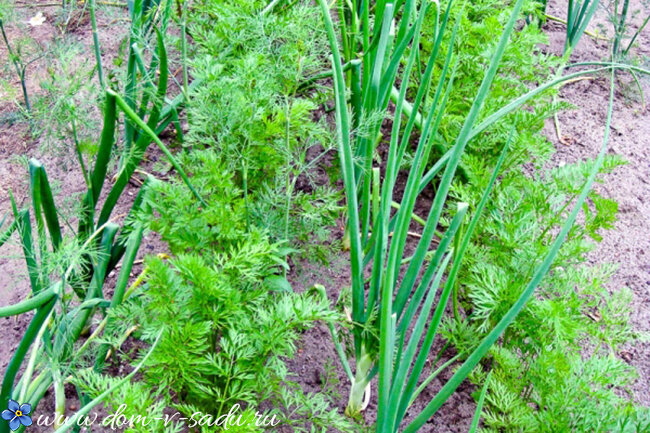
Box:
[1,0,647,431]
[0,91,161,433]
[76,2,350,430]
[420,0,559,171]
[31,41,101,157]
[468,349,640,432]
[413,1,648,430]
[315,0,627,430]
[96,153,354,430]
[111,253,338,412]
[184,0,340,258]
[0,4,208,430]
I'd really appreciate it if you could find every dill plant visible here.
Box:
[31,41,101,157]
[0,7,39,116]
[0,2,203,428]
[0,100,192,433]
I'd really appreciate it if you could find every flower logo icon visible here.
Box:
[1,400,32,431]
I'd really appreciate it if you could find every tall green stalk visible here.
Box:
[179,0,190,122]
[319,0,626,430]
[564,0,600,55]
[551,0,599,142]
[121,0,175,163]
[612,0,629,57]
[89,0,105,89]
[0,298,55,433]
[404,67,617,432]
[0,82,202,433]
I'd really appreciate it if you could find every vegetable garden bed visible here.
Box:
[0,0,648,431]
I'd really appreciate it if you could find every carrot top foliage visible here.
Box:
[0,0,648,432]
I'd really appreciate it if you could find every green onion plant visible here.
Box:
[120,0,191,162]
[608,0,650,109]
[564,0,600,56]
[177,0,191,122]
[611,0,650,59]
[89,0,105,89]
[318,0,627,430]
[552,1,650,140]
[552,0,600,143]
[0,22,203,430]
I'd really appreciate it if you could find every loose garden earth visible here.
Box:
[0,0,648,432]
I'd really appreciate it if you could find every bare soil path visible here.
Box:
[545,0,650,407]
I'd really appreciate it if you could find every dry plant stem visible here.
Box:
[366,230,424,239]
[114,258,144,269]
[545,14,607,40]
[105,325,141,360]
[78,265,149,357]
[560,76,595,86]
[77,319,108,355]
[554,74,597,144]
[0,19,31,114]
[553,53,574,144]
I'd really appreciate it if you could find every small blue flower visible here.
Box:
[1,400,32,431]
